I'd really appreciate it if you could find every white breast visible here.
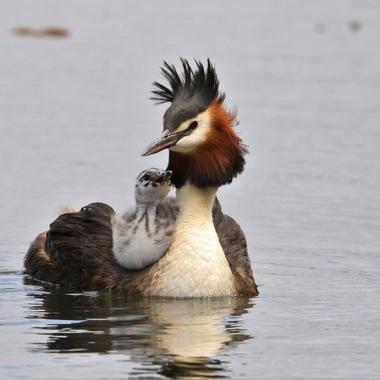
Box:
[143,184,236,297]
[150,220,235,297]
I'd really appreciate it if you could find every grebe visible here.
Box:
[24,58,258,297]
[112,168,174,270]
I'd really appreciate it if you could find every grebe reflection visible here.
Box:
[24,279,253,377]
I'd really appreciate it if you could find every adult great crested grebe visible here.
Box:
[24,59,258,297]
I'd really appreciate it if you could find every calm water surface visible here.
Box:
[1,1,380,379]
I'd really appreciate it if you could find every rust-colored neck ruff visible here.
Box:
[167,102,246,188]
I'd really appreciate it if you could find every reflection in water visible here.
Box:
[24,277,253,379]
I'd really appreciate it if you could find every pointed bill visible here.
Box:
[141,130,187,156]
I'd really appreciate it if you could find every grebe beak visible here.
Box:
[141,130,188,156]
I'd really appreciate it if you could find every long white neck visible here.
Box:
[144,183,236,297]
[176,184,216,223]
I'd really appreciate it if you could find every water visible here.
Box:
[1,1,380,379]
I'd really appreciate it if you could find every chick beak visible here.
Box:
[154,170,172,185]
[141,130,187,156]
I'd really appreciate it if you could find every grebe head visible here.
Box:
[142,58,247,188]
[135,168,172,206]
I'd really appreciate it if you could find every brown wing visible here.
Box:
[25,203,126,290]
[213,198,258,296]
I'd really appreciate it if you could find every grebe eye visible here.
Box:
[188,121,198,131]
[142,174,150,181]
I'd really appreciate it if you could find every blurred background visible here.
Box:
[0,1,379,379]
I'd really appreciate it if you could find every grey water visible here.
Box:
[1,1,380,379]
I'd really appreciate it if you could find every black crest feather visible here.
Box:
[151,58,224,106]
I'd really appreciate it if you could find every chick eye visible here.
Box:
[142,174,150,181]
[188,121,198,131]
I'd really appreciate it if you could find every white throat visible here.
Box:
[176,184,216,223]
[145,183,236,297]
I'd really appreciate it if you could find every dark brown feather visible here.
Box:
[212,200,258,296]
[25,203,146,292]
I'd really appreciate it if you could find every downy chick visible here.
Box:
[112,168,176,270]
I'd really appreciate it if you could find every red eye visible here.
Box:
[188,121,198,131]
